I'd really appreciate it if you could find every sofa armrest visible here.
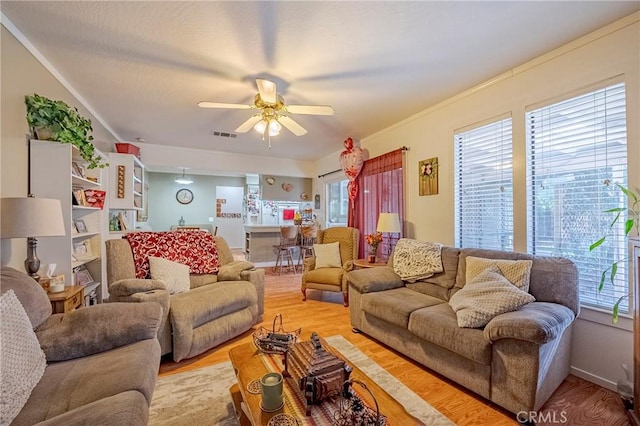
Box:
[347,267,404,294]
[36,302,163,362]
[240,268,265,317]
[108,278,166,297]
[483,302,575,344]
[343,260,354,272]
[218,260,256,281]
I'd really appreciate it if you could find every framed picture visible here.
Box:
[74,219,88,233]
[73,265,94,286]
[73,240,93,259]
[419,157,439,196]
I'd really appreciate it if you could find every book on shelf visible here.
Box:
[72,189,106,209]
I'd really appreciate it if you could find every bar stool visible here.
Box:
[273,226,299,275]
[297,225,318,269]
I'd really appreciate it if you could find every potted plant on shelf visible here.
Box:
[25,93,106,169]
[590,183,640,323]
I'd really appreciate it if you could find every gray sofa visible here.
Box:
[106,234,265,362]
[1,267,162,425]
[347,246,579,415]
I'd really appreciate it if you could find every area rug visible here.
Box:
[149,335,454,425]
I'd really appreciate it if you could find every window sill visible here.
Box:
[577,305,633,331]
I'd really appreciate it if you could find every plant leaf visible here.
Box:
[610,262,618,284]
[612,295,628,324]
[598,270,607,292]
[590,237,606,251]
[617,183,638,203]
[625,219,634,235]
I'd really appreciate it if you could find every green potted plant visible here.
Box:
[25,93,106,169]
[590,183,640,322]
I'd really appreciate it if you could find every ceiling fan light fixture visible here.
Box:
[268,118,281,136]
[174,168,194,185]
[254,119,267,134]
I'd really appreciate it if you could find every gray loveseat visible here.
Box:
[1,267,162,425]
[106,234,265,362]
[347,246,579,415]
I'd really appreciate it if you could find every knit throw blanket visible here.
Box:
[393,238,443,282]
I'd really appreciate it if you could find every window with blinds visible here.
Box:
[526,81,628,312]
[454,117,513,250]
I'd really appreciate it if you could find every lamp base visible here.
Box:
[25,236,41,282]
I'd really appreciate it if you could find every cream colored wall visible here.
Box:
[0,25,117,269]
[336,15,639,389]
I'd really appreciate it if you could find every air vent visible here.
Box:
[211,131,238,138]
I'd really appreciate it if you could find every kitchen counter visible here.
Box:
[244,226,282,265]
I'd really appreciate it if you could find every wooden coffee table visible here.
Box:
[228,337,423,425]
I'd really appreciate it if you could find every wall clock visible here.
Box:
[176,188,194,204]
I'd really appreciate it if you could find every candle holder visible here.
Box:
[260,372,284,412]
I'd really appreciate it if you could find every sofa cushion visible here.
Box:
[1,267,51,329]
[314,241,342,268]
[362,287,444,329]
[13,339,160,425]
[408,303,492,365]
[125,231,220,279]
[149,257,190,294]
[0,290,47,425]
[465,256,533,292]
[449,266,536,328]
[304,267,344,286]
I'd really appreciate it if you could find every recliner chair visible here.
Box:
[301,226,359,306]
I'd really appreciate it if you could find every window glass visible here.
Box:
[454,117,514,250]
[326,179,348,228]
[526,82,628,312]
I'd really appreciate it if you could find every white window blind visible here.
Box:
[526,82,628,312]
[455,117,513,250]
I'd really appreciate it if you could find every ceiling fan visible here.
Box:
[198,78,334,139]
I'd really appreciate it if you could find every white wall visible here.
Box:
[0,25,117,269]
[145,172,245,247]
[330,15,639,390]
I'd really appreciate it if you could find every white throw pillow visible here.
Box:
[0,290,47,424]
[450,265,535,328]
[313,241,342,269]
[465,256,533,292]
[149,257,191,294]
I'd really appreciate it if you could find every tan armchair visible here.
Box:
[301,226,359,306]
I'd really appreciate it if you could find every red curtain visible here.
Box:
[349,149,405,258]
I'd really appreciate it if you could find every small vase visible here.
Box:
[367,246,378,263]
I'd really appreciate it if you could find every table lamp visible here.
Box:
[1,196,66,281]
[376,212,401,259]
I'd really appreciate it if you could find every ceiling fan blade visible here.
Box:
[198,101,252,109]
[278,115,308,136]
[256,79,277,104]
[235,115,263,133]
[286,104,334,116]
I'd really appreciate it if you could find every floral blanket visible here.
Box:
[125,230,219,279]
[393,238,443,282]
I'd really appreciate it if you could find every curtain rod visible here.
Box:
[318,169,341,178]
[317,146,408,178]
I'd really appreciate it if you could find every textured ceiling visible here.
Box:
[2,1,638,164]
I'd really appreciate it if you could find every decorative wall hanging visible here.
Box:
[282,183,293,192]
[339,137,365,206]
[117,165,125,198]
[419,157,439,196]
[314,194,321,209]
[266,176,276,185]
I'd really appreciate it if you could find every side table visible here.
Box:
[47,285,85,314]
[353,258,388,269]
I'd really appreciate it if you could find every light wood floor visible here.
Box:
[159,267,630,425]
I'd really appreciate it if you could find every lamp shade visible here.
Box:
[1,197,66,238]
[376,212,401,233]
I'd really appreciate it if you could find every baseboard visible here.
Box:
[570,366,617,392]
